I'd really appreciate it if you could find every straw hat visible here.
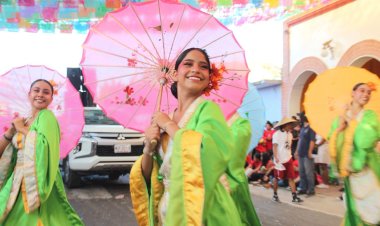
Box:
[274,117,297,129]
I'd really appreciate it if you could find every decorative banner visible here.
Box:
[0,0,332,33]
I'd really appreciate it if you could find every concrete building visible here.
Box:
[282,0,380,116]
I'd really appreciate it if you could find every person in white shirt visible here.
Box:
[272,117,303,203]
[314,134,330,188]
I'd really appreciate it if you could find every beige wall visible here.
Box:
[289,0,380,69]
[283,0,380,116]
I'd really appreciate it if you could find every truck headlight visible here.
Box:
[90,141,97,155]
[73,143,82,154]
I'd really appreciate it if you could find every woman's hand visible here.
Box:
[151,112,179,137]
[336,116,348,132]
[12,117,29,135]
[143,123,160,154]
[4,125,16,138]
[151,112,171,129]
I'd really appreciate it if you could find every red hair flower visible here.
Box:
[49,80,58,95]
[203,63,225,96]
[367,82,377,91]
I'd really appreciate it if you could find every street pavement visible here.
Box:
[66,175,344,226]
[249,183,345,218]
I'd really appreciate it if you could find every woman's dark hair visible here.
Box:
[171,48,211,98]
[30,79,54,96]
[174,48,211,72]
[352,82,366,91]
[266,121,273,128]
[170,82,179,99]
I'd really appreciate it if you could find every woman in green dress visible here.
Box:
[0,79,84,226]
[130,48,255,225]
[328,82,380,226]
[227,113,262,226]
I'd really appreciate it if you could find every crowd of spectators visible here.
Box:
[244,113,341,201]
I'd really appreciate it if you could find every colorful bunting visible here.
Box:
[0,0,332,33]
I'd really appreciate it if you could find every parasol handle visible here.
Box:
[150,77,167,147]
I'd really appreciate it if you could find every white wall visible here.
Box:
[0,31,87,76]
[229,20,283,83]
[289,0,380,69]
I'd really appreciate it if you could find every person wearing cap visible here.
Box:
[271,117,303,203]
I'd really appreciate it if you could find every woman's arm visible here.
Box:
[141,123,160,183]
[0,127,15,156]
[33,110,61,203]
[166,101,234,225]
[141,112,179,182]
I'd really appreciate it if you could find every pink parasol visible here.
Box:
[80,0,249,132]
[0,65,84,159]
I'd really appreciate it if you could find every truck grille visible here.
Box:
[96,145,144,156]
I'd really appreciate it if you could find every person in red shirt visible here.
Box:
[255,138,267,153]
[245,153,262,181]
[260,152,275,187]
[263,121,275,153]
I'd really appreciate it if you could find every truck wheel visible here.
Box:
[108,173,121,181]
[63,158,82,188]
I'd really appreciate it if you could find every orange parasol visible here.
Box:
[304,66,380,139]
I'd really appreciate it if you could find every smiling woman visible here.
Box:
[130,48,261,226]
[28,79,54,112]
[328,82,380,225]
[0,79,84,226]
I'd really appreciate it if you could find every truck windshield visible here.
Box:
[84,109,119,125]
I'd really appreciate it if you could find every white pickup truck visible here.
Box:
[62,107,144,188]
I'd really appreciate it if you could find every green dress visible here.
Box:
[0,109,84,226]
[130,97,244,226]
[329,109,380,226]
[227,113,262,226]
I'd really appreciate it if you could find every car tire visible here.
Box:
[63,158,82,188]
[108,173,121,181]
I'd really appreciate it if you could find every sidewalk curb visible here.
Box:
[249,184,345,218]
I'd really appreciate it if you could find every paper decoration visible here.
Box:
[0,0,332,33]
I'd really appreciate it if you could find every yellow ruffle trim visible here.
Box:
[37,218,44,226]
[181,131,205,225]
[330,120,358,177]
[339,120,357,177]
[329,130,338,168]
[23,131,40,213]
[130,156,163,226]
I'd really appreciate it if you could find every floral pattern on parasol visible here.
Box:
[80,0,249,132]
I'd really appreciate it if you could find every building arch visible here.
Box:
[287,57,328,116]
[338,39,380,67]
